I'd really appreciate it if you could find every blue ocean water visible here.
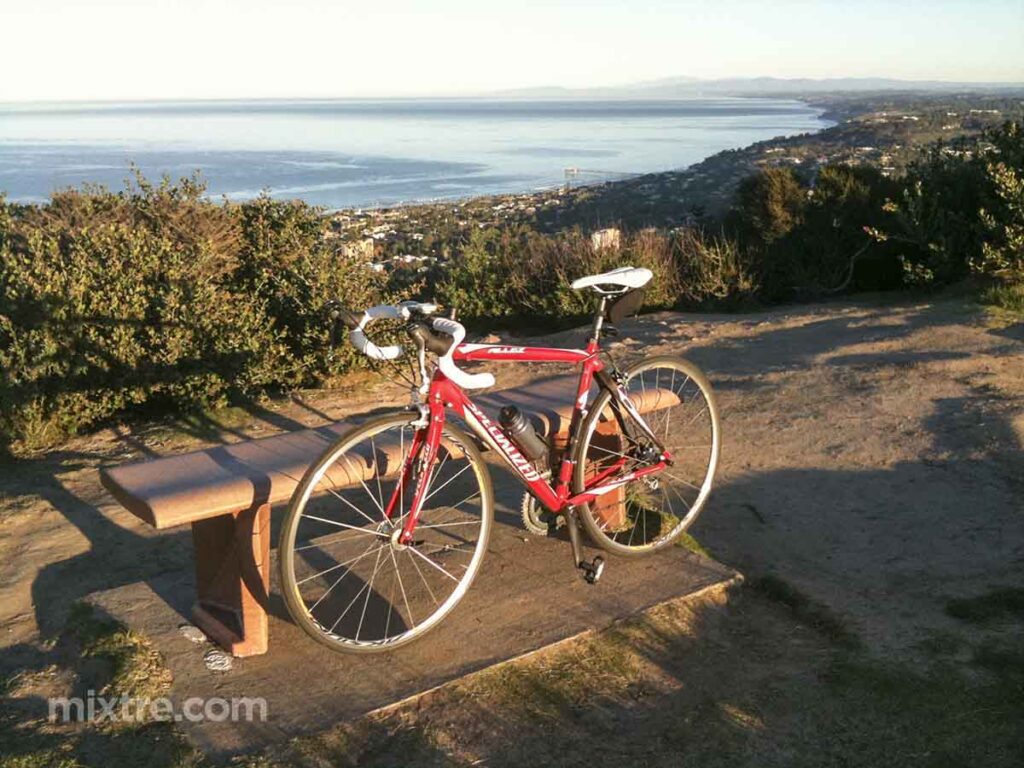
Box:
[0,98,828,208]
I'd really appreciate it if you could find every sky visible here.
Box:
[1,0,1022,102]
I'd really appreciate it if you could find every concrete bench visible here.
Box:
[100,376,678,657]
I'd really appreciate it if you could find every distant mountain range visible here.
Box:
[494,76,1024,98]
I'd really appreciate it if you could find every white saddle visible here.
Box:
[571,266,653,294]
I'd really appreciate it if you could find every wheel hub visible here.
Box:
[389,526,409,550]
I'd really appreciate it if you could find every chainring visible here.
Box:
[520,492,564,536]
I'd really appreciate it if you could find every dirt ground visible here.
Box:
[1,293,1022,766]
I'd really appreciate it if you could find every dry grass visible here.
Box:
[261,579,1024,768]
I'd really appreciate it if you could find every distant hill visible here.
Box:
[495,76,1024,98]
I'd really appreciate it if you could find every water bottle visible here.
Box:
[498,406,549,462]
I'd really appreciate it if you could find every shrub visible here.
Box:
[235,195,389,381]
[777,165,904,295]
[877,145,989,286]
[981,282,1024,315]
[435,225,681,329]
[975,122,1024,283]
[0,176,383,452]
[725,165,903,299]
[874,121,1024,288]
[674,228,759,307]
[728,167,807,248]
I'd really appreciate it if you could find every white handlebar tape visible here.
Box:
[349,304,403,360]
[432,317,496,389]
[398,300,438,316]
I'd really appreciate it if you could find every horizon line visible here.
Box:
[3,74,1024,107]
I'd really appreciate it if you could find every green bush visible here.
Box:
[875,121,1024,288]
[726,165,903,299]
[434,225,682,329]
[673,228,760,307]
[975,122,1024,283]
[728,166,807,248]
[981,282,1024,315]
[0,176,383,452]
[235,195,389,379]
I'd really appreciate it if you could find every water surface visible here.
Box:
[0,98,828,207]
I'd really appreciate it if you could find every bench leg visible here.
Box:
[586,421,628,531]
[190,503,271,657]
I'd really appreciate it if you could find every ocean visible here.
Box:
[0,98,828,209]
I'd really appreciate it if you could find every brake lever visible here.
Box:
[407,322,454,357]
[324,300,361,349]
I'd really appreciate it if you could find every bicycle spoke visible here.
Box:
[316,481,382,529]
[661,482,678,522]
[328,578,371,634]
[297,545,389,586]
[663,478,695,512]
[390,547,416,628]
[428,450,451,497]
[407,545,461,583]
[641,498,647,544]
[355,543,387,641]
[308,539,383,612]
[443,490,482,513]
[418,533,477,554]
[663,369,677,437]
[370,434,387,519]
[661,469,703,493]
[293,528,377,552]
[300,513,389,536]
[406,547,439,606]
[424,462,473,504]
[338,452,388,521]
[383,552,399,643]
[588,444,645,474]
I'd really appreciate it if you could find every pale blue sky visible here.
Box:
[1,0,1021,101]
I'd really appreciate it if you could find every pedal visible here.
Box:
[579,556,605,585]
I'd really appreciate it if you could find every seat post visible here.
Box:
[590,296,608,343]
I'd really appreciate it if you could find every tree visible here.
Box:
[975,122,1024,282]
[869,123,1024,287]
[728,167,807,248]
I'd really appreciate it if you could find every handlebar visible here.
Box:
[328,301,495,390]
[429,317,496,389]
[350,304,405,360]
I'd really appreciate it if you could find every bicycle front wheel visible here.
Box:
[573,356,720,556]
[279,412,493,653]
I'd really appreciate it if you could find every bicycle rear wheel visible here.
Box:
[279,412,493,653]
[573,356,720,556]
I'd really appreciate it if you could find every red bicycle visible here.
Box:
[279,267,721,653]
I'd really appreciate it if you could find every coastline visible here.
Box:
[328,90,1020,257]
[0,95,827,210]
[325,98,837,214]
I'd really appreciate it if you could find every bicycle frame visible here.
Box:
[387,337,672,544]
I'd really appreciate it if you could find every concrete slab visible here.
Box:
[87,503,738,756]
